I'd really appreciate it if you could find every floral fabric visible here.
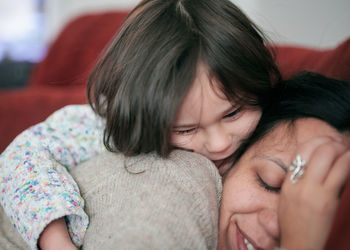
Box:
[0,105,105,249]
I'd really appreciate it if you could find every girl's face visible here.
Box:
[217,118,348,250]
[171,64,261,174]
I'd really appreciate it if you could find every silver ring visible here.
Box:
[288,154,306,184]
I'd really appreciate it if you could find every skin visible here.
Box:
[218,118,350,250]
[171,63,261,174]
[39,218,77,250]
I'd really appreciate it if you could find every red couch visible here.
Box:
[1,11,349,153]
[0,11,129,153]
[0,11,349,249]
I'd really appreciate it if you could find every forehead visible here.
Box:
[173,63,231,123]
[185,63,227,102]
[244,118,343,162]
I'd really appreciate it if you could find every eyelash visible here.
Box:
[173,128,196,135]
[223,107,242,119]
[256,174,281,193]
[173,107,242,134]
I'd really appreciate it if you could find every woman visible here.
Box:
[219,72,350,250]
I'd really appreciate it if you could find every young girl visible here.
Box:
[0,0,280,249]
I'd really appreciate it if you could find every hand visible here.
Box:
[38,217,78,250]
[279,137,350,250]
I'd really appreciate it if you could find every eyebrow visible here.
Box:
[260,155,288,173]
[173,105,237,129]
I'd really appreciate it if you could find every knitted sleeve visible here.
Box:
[0,105,105,250]
[71,150,222,250]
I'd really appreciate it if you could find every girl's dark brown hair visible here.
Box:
[87,0,281,157]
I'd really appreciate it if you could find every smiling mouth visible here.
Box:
[236,223,261,250]
[212,154,233,167]
[244,238,256,250]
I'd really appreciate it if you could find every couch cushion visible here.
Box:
[274,38,350,82]
[0,86,86,153]
[28,11,129,87]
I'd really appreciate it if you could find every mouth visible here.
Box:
[213,156,234,175]
[212,159,225,167]
[236,223,262,250]
[212,154,234,167]
[211,144,240,170]
[243,238,256,250]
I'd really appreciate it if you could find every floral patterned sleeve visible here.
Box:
[0,104,106,250]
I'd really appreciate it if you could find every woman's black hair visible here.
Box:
[87,0,281,157]
[231,71,350,166]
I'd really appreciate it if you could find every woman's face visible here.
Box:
[218,118,349,250]
[171,63,261,174]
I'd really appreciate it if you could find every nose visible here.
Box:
[258,208,280,240]
[204,126,232,154]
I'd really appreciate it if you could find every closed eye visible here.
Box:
[173,127,197,135]
[256,174,281,193]
[223,107,242,119]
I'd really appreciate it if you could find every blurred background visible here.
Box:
[0,0,349,89]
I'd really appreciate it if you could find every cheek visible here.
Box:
[242,109,262,135]
[221,167,280,216]
[221,170,263,213]
[170,134,201,153]
[171,134,194,149]
[229,109,261,138]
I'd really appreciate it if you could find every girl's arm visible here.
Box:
[38,218,77,250]
[279,137,350,250]
[0,105,105,249]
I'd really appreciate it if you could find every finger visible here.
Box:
[294,136,340,164]
[303,142,347,184]
[325,150,350,195]
[287,137,342,185]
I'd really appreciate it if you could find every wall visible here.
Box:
[234,0,350,48]
[44,0,138,44]
[44,0,350,48]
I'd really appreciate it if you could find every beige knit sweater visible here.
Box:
[0,150,222,250]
